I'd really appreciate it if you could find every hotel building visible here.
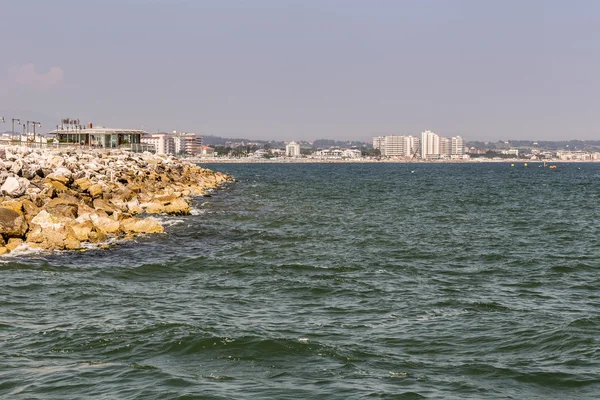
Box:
[286,141,301,157]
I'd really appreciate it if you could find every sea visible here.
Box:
[1,162,599,399]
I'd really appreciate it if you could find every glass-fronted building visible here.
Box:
[47,126,154,152]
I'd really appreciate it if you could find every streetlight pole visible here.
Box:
[31,121,41,142]
[12,118,20,142]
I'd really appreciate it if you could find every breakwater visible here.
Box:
[0,146,232,255]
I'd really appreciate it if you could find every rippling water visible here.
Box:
[2,162,600,399]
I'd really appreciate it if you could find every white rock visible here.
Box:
[1,176,26,197]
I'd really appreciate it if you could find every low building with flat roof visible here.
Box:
[47,125,154,152]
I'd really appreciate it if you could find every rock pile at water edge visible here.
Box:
[0,146,233,255]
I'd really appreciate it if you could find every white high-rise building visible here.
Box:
[421,130,441,159]
[373,136,386,155]
[451,136,464,155]
[383,135,406,157]
[141,133,175,155]
[141,131,201,156]
[405,136,420,158]
[440,137,452,156]
[286,141,301,157]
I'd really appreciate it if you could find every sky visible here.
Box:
[1,0,599,142]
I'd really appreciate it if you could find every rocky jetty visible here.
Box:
[0,146,233,255]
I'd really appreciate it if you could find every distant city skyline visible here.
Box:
[2,0,600,142]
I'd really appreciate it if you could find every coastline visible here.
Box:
[0,146,233,256]
[196,157,584,164]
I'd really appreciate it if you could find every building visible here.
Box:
[383,135,406,157]
[141,133,175,155]
[452,136,465,156]
[286,141,301,157]
[201,145,215,158]
[405,136,420,158]
[174,132,202,156]
[421,130,441,159]
[48,124,151,152]
[373,136,386,155]
[141,131,202,156]
[440,137,452,156]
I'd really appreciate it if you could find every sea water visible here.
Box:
[1,162,599,399]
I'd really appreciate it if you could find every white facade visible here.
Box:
[421,130,441,159]
[405,136,420,158]
[177,132,202,155]
[141,133,174,155]
[451,136,465,156]
[141,131,201,156]
[440,137,452,156]
[373,136,386,154]
[384,135,406,157]
[286,141,301,157]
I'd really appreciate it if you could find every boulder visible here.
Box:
[6,238,23,251]
[87,184,103,198]
[90,212,121,234]
[74,177,93,191]
[0,207,28,238]
[93,198,120,215]
[164,197,190,215]
[44,179,69,195]
[71,220,94,241]
[1,176,28,197]
[120,217,164,234]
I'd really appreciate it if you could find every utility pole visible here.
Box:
[31,121,41,142]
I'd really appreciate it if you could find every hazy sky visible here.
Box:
[1,0,599,142]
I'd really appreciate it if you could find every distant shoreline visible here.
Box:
[196,158,591,164]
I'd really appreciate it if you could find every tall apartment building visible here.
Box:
[440,137,452,156]
[174,132,202,155]
[451,136,464,156]
[383,135,406,157]
[373,135,420,157]
[405,136,420,157]
[373,136,386,155]
[141,131,201,156]
[421,130,441,159]
[141,133,175,155]
[286,141,301,157]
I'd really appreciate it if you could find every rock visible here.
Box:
[125,198,143,215]
[30,210,64,230]
[0,247,8,255]
[88,230,107,243]
[71,220,94,241]
[45,198,79,220]
[93,198,120,215]
[0,207,29,238]
[120,217,164,234]
[2,200,23,214]
[164,197,190,215]
[74,177,93,191]
[1,176,28,197]
[0,146,233,255]
[143,200,166,214]
[44,179,69,195]
[90,212,121,234]
[6,238,23,251]
[88,184,103,198]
